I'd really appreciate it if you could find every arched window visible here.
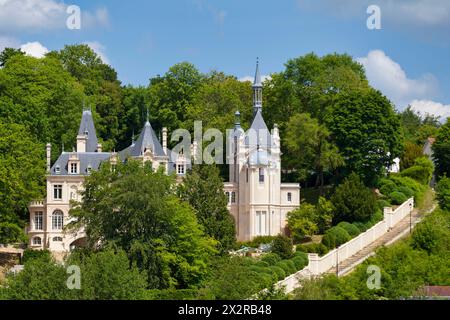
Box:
[33,237,42,245]
[52,210,64,230]
[53,237,63,242]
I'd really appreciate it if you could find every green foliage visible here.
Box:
[325,88,403,186]
[0,47,24,67]
[296,243,329,256]
[22,249,52,264]
[240,236,278,249]
[285,113,343,186]
[388,175,427,205]
[69,160,217,289]
[291,252,308,270]
[379,179,397,196]
[0,122,45,244]
[276,260,296,275]
[411,211,449,254]
[260,253,282,266]
[436,177,450,211]
[322,226,351,249]
[269,266,286,281]
[399,156,434,185]
[271,235,294,259]
[336,222,360,237]
[178,165,236,253]
[396,186,414,198]
[331,173,377,224]
[389,191,408,205]
[376,199,391,210]
[401,141,424,170]
[432,118,450,178]
[287,204,318,242]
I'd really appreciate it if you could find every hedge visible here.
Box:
[390,191,408,205]
[269,266,286,280]
[337,222,361,237]
[296,243,329,256]
[260,253,281,266]
[322,226,351,249]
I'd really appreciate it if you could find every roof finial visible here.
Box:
[234,110,241,127]
[253,57,262,87]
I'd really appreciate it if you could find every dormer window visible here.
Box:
[70,163,78,174]
[86,165,92,174]
[55,165,61,174]
[84,130,89,136]
[177,164,185,175]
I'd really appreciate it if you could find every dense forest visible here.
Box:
[0,44,449,300]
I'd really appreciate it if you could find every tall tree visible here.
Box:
[69,160,217,289]
[285,113,343,191]
[178,165,236,253]
[0,48,24,67]
[432,118,450,179]
[325,89,403,185]
[0,122,45,244]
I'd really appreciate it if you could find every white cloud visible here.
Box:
[410,100,450,121]
[84,41,109,64]
[239,75,272,83]
[20,41,49,58]
[357,50,438,108]
[0,0,109,32]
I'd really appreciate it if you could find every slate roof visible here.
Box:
[78,110,99,153]
[244,110,273,147]
[50,152,112,176]
[119,121,166,159]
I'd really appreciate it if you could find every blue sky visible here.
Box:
[1,0,449,119]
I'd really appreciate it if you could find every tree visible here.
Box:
[331,173,377,224]
[432,118,450,179]
[50,44,124,150]
[401,141,424,170]
[178,165,236,253]
[148,62,204,133]
[69,160,217,289]
[287,204,318,242]
[325,89,403,185]
[68,249,147,300]
[0,47,24,67]
[0,122,45,244]
[285,113,343,191]
[0,53,85,160]
[271,235,294,259]
[436,177,450,211]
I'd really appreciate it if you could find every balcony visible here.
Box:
[29,200,45,209]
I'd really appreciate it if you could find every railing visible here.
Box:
[274,198,415,293]
[29,200,45,207]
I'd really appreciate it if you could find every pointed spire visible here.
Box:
[253,57,262,88]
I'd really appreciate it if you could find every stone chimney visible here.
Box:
[76,134,87,153]
[162,127,168,155]
[97,143,102,153]
[46,143,51,172]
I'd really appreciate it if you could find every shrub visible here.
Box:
[331,173,377,224]
[411,211,449,254]
[400,156,434,185]
[261,253,281,266]
[379,179,397,196]
[291,252,308,270]
[396,186,414,198]
[22,249,52,264]
[271,235,294,259]
[296,243,329,256]
[376,199,391,211]
[255,260,270,268]
[269,266,286,281]
[337,222,360,237]
[389,191,408,205]
[322,226,351,249]
[276,260,296,276]
[436,177,450,211]
[352,222,367,232]
[389,175,426,204]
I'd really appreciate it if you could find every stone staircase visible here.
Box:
[326,208,424,277]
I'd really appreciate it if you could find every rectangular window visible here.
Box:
[255,211,267,236]
[259,168,264,183]
[246,168,249,183]
[231,192,236,204]
[52,213,63,230]
[287,192,292,203]
[225,192,230,204]
[34,212,43,230]
[177,164,185,175]
[70,163,78,174]
[53,185,63,200]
